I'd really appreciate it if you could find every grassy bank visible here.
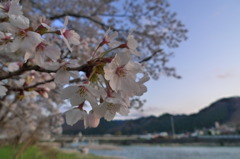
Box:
[0,145,112,159]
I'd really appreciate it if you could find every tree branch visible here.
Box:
[0,61,93,81]
[139,49,162,63]
[49,13,109,29]
[49,12,126,32]
[0,63,56,81]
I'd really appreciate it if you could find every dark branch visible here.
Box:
[139,49,162,63]
[0,63,56,81]
[49,13,109,29]
[49,12,126,32]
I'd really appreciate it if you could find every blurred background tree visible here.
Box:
[21,0,187,79]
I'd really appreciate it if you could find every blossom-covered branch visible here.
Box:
[0,0,149,131]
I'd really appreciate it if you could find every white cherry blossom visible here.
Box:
[126,33,141,56]
[101,29,121,47]
[60,16,80,52]
[0,0,22,18]
[32,42,61,67]
[61,85,100,107]
[94,96,129,121]
[104,52,142,96]
[119,32,141,56]
[11,31,43,54]
[135,73,150,96]
[54,63,79,85]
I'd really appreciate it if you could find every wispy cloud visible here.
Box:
[216,72,233,79]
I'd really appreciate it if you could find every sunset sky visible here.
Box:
[124,0,240,119]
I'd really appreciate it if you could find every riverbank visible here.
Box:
[0,144,118,159]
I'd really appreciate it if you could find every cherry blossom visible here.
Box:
[32,42,61,67]
[61,85,100,107]
[100,29,121,48]
[0,0,22,18]
[104,52,143,96]
[135,73,150,96]
[118,32,141,56]
[0,82,7,96]
[54,62,79,85]
[11,31,44,54]
[60,16,80,52]
[94,96,129,121]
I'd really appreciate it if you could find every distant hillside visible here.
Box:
[62,96,240,135]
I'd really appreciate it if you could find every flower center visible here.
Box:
[78,86,88,97]
[107,103,114,110]
[36,42,47,52]
[116,66,127,77]
[63,30,72,39]
[1,2,10,12]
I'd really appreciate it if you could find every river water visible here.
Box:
[90,145,240,159]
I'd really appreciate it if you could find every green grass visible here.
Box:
[0,145,111,159]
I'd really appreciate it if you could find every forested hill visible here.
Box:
[62,96,240,135]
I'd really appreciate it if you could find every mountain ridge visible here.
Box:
[62,96,240,135]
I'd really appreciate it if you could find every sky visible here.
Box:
[123,0,240,119]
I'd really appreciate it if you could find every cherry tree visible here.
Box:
[0,0,187,146]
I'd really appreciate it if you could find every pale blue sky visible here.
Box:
[126,0,240,118]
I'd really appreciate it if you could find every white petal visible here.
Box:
[115,52,130,66]
[0,22,17,33]
[0,85,7,96]
[104,111,116,121]
[84,112,100,128]
[9,15,29,29]
[9,0,22,15]
[61,86,79,99]
[65,109,85,126]
[8,62,19,72]
[67,30,80,45]
[24,52,33,62]
[118,106,129,116]
[107,31,118,41]
[69,71,79,79]
[63,16,69,27]
[130,49,141,56]
[34,52,45,66]
[60,30,72,52]
[54,68,70,85]
[70,94,85,106]
[22,31,43,52]
[7,38,21,53]
[139,73,150,83]
[109,74,120,91]
[127,35,138,49]
[94,103,107,118]
[86,85,103,97]
[45,46,61,61]
[86,95,98,108]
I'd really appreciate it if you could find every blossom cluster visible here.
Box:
[0,0,149,128]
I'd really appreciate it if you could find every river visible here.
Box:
[90,145,240,159]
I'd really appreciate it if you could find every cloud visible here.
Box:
[216,72,233,79]
[114,106,166,120]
